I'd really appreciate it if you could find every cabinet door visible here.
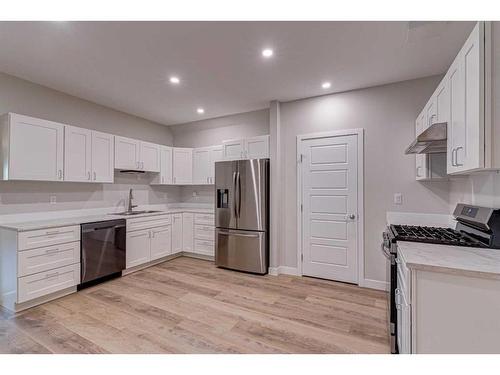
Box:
[448,22,485,174]
[173,148,193,184]
[182,213,194,252]
[209,146,223,184]
[8,113,64,181]
[64,125,92,182]
[415,112,427,180]
[126,229,151,268]
[91,131,114,183]
[245,135,270,159]
[192,147,211,184]
[172,214,183,253]
[150,225,172,260]
[140,141,160,172]
[115,136,140,170]
[159,146,173,184]
[222,139,244,160]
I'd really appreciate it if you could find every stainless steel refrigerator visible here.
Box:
[215,159,269,274]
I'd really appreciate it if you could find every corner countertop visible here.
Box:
[397,241,500,280]
[0,207,214,232]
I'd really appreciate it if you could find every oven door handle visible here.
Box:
[381,243,391,259]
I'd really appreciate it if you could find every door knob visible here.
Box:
[347,214,356,220]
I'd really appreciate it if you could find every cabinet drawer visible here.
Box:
[18,263,80,303]
[194,213,214,225]
[18,225,80,251]
[194,239,215,256]
[194,225,214,241]
[127,214,171,232]
[18,241,80,277]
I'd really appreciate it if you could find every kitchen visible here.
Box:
[1,13,500,364]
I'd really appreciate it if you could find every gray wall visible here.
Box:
[279,75,451,283]
[0,73,177,214]
[169,109,269,148]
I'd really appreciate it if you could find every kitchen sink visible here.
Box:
[112,210,163,216]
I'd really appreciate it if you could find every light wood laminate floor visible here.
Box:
[0,257,389,354]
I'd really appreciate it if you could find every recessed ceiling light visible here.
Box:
[196,108,205,114]
[169,76,180,84]
[261,48,274,58]
[322,82,331,89]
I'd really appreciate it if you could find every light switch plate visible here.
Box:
[394,193,403,205]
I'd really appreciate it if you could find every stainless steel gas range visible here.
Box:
[382,203,500,354]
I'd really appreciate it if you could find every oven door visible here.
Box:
[381,232,398,354]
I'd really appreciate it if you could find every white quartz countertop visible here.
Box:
[0,207,214,232]
[398,241,500,280]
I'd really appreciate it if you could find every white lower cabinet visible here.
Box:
[182,213,194,252]
[126,229,151,269]
[126,214,172,269]
[194,213,215,256]
[150,225,172,260]
[172,213,183,254]
[0,224,81,312]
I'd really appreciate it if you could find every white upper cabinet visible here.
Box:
[447,22,485,174]
[0,113,64,181]
[173,147,193,184]
[192,145,223,184]
[415,112,427,180]
[91,131,114,183]
[152,146,173,185]
[222,139,245,160]
[64,126,114,183]
[114,136,160,172]
[222,135,269,160]
[140,141,160,172]
[115,136,140,170]
[192,147,211,184]
[64,125,92,182]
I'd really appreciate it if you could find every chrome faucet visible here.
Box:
[127,188,138,213]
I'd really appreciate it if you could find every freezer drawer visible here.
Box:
[215,228,268,274]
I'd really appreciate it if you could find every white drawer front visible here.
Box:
[194,239,215,256]
[18,241,80,277]
[194,213,214,225]
[18,263,80,303]
[194,225,215,241]
[18,226,80,251]
[127,214,171,232]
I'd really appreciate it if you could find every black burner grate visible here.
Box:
[391,225,484,247]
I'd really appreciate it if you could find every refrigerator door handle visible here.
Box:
[237,171,241,218]
[232,171,238,218]
[218,230,260,238]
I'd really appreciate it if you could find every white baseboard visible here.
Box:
[360,278,389,291]
[268,266,300,276]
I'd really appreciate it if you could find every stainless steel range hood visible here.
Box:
[405,122,447,154]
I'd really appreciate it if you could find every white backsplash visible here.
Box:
[449,171,500,209]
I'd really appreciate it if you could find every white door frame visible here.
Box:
[296,128,364,285]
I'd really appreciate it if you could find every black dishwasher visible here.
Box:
[79,219,126,289]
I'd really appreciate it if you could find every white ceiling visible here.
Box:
[0,21,475,126]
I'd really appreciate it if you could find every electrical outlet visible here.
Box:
[50,196,57,204]
[394,193,403,205]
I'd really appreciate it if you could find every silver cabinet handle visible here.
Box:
[136,161,140,169]
[93,171,97,181]
[58,170,62,180]
[455,146,464,167]
[141,161,144,170]
[87,171,91,180]
[416,166,421,177]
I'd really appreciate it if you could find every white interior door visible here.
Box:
[91,131,114,183]
[64,125,92,182]
[300,133,359,283]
